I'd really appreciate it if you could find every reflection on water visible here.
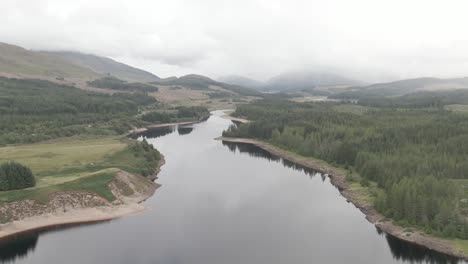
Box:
[222,139,463,264]
[0,112,466,264]
[132,126,175,139]
[130,124,195,139]
[0,235,38,263]
[385,233,459,264]
[221,141,281,162]
[0,221,111,263]
[177,126,194,136]
[222,141,320,177]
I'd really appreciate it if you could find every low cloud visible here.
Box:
[1,0,468,82]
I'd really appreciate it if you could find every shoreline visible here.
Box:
[221,114,249,124]
[0,202,148,241]
[0,155,166,241]
[218,136,468,260]
[128,115,211,136]
[128,121,199,135]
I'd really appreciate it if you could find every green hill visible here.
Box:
[0,43,98,79]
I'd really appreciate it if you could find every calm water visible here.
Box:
[0,110,463,264]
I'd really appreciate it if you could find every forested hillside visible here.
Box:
[0,77,155,145]
[88,76,159,93]
[152,74,262,97]
[224,99,468,238]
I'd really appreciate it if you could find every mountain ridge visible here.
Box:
[42,51,160,83]
[0,42,98,79]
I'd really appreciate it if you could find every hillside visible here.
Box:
[44,51,160,82]
[333,77,468,99]
[224,98,468,247]
[152,74,262,97]
[217,75,264,89]
[263,71,360,92]
[0,43,98,79]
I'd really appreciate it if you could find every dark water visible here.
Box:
[0,111,463,264]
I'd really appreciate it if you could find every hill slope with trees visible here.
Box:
[224,99,468,239]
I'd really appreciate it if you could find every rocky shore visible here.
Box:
[0,162,164,240]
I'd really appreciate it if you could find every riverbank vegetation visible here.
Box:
[223,98,468,239]
[0,77,211,146]
[0,137,161,204]
[0,76,166,206]
[0,162,35,191]
[141,106,210,124]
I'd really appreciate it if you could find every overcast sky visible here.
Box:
[1,0,468,82]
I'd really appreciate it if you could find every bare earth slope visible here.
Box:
[0,168,162,239]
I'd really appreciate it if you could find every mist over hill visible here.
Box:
[219,71,361,93]
[0,43,98,79]
[152,74,262,97]
[264,71,361,91]
[43,51,160,83]
[333,77,468,99]
[218,75,264,88]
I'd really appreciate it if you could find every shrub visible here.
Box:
[0,162,36,191]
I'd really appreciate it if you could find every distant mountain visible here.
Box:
[217,75,264,89]
[263,71,361,92]
[0,42,98,79]
[333,77,468,99]
[152,74,262,97]
[43,51,160,82]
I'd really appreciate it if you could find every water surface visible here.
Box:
[0,111,462,264]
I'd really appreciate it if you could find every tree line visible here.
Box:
[128,139,162,177]
[87,76,158,93]
[141,106,210,123]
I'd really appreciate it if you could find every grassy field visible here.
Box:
[0,136,154,204]
[453,239,468,255]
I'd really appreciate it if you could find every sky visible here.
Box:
[1,0,468,82]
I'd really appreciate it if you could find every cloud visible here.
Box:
[1,0,468,81]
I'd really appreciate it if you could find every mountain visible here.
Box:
[0,42,98,79]
[152,74,262,97]
[217,75,264,89]
[333,77,468,99]
[263,71,361,92]
[42,51,160,82]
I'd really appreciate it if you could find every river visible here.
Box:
[0,110,463,264]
